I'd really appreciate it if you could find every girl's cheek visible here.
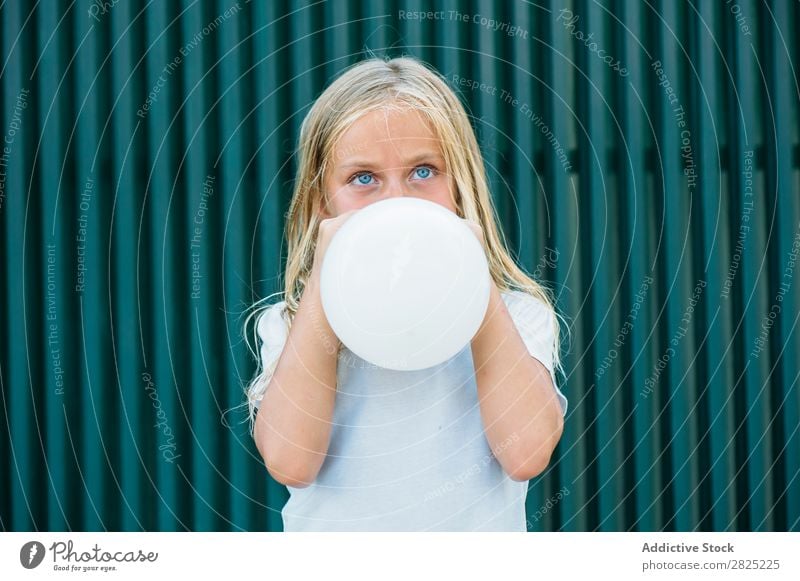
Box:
[339,192,372,212]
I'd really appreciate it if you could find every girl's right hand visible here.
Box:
[311,209,360,281]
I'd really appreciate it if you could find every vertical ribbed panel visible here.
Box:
[769,0,800,530]
[1,0,798,532]
[38,0,66,533]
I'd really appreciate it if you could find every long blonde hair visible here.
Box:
[242,55,567,432]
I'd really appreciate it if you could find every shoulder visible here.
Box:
[500,290,558,348]
[501,289,560,372]
[256,300,289,342]
[501,290,553,321]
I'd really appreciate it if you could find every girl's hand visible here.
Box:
[311,209,360,282]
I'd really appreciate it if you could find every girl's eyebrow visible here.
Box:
[338,152,444,170]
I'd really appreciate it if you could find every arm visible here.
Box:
[253,210,359,486]
[253,270,340,488]
[470,281,565,481]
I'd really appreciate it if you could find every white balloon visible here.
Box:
[320,197,491,371]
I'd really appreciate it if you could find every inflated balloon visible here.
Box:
[320,197,491,371]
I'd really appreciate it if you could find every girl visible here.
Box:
[244,56,568,532]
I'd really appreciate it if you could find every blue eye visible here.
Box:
[413,166,434,180]
[352,172,375,186]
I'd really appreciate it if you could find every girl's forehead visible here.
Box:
[332,108,443,158]
[345,106,433,135]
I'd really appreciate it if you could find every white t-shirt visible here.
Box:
[252,290,568,531]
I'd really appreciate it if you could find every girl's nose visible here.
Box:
[382,179,407,200]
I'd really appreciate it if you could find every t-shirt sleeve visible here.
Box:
[501,291,568,416]
[251,301,290,411]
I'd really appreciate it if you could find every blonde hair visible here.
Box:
[242,55,567,434]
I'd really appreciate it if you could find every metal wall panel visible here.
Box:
[1,0,798,531]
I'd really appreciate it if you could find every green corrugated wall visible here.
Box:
[1,0,798,531]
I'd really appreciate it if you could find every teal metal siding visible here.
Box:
[1,0,798,531]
